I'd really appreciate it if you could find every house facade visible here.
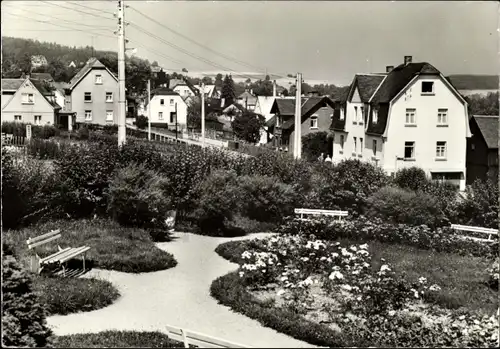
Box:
[65,58,119,125]
[195,84,220,99]
[146,88,188,130]
[236,90,257,111]
[1,78,60,125]
[330,56,470,190]
[31,55,48,68]
[466,115,498,184]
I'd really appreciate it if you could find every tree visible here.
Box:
[98,53,118,73]
[201,76,213,85]
[282,88,289,97]
[231,110,265,143]
[221,74,236,105]
[151,60,159,67]
[125,56,152,96]
[46,58,68,82]
[215,73,223,88]
[302,132,330,162]
[265,74,270,81]
[287,74,294,78]
[465,92,499,116]
[20,52,32,74]
[245,78,251,83]
[187,97,207,129]
[135,114,148,129]
[182,68,188,73]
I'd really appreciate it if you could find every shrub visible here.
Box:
[301,131,330,162]
[53,331,188,348]
[77,126,90,140]
[1,122,59,139]
[32,125,60,139]
[107,163,173,230]
[27,138,63,159]
[454,179,499,229]
[237,175,298,222]
[366,186,449,228]
[195,170,241,235]
[135,114,148,130]
[393,166,429,191]
[487,258,499,289]
[2,245,53,347]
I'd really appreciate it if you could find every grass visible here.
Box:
[33,277,120,316]
[215,238,498,315]
[53,331,195,348]
[4,218,178,273]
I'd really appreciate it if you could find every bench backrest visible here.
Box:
[450,224,498,235]
[295,208,348,216]
[26,229,61,250]
[165,325,250,348]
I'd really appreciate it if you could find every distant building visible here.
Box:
[145,88,188,131]
[31,55,48,68]
[31,73,54,83]
[68,61,77,68]
[195,84,220,99]
[236,90,257,110]
[466,115,498,184]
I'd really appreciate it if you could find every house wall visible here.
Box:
[54,90,65,110]
[173,85,195,98]
[147,95,187,127]
[1,79,55,125]
[287,106,334,154]
[71,68,119,125]
[382,74,468,190]
[466,120,489,184]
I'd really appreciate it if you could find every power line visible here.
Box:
[127,39,183,65]
[63,1,115,15]
[39,0,115,21]
[128,5,266,74]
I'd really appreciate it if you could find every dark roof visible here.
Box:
[31,73,54,81]
[447,75,499,90]
[371,63,440,104]
[348,74,385,103]
[473,115,498,149]
[1,78,24,91]
[151,88,180,97]
[270,98,296,115]
[68,57,115,90]
[330,86,350,102]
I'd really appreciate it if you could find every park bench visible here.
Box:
[450,224,498,243]
[26,229,91,276]
[165,325,250,348]
[294,208,348,222]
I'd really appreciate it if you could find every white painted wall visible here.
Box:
[173,85,195,98]
[381,75,468,190]
[147,94,187,126]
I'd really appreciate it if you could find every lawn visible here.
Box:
[4,218,177,315]
[53,331,195,348]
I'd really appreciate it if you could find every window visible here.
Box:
[160,99,165,106]
[106,111,113,122]
[340,135,345,152]
[471,143,475,151]
[373,109,378,124]
[34,115,42,125]
[276,116,281,128]
[84,92,92,102]
[85,110,92,121]
[437,109,448,125]
[353,137,357,154]
[404,141,415,159]
[436,141,446,159]
[422,81,434,94]
[405,108,416,125]
[310,115,318,129]
[106,92,113,102]
[340,107,345,121]
[14,115,22,122]
[158,111,163,120]
[170,99,174,106]
[354,106,358,123]
[372,139,377,156]
[360,106,364,123]
[95,75,102,84]
[359,138,363,155]
[22,93,34,104]
[170,112,175,123]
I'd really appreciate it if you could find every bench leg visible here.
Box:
[83,253,86,272]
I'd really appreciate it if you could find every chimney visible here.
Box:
[273,80,277,97]
[386,66,394,73]
[404,56,412,65]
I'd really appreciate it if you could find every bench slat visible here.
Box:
[451,224,498,235]
[58,246,90,263]
[186,329,249,348]
[27,229,61,245]
[43,246,88,264]
[461,236,497,243]
[27,234,62,249]
[40,247,72,264]
[295,209,348,216]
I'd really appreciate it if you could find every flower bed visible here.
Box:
[212,234,499,347]
[275,216,498,259]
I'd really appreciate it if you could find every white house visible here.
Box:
[146,88,188,130]
[331,56,470,190]
[195,84,220,99]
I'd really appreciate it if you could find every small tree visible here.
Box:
[231,110,265,143]
[221,74,236,106]
[394,167,429,191]
[135,114,148,129]
[302,131,330,162]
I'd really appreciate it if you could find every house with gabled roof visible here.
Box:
[64,57,119,125]
[267,96,336,153]
[1,77,61,125]
[145,88,188,130]
[466,115,498,184]
[330,56,470,190]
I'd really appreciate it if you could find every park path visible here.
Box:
[46,232,318,348]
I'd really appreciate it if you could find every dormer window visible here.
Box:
[422,81,434,95]
[95,75,102,84]
[310,115,318,129]
[373,109,378,124]
[340,106,345,120]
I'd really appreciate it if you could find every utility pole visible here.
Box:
[117,0,127,147]
[175,102,178,140]
[147,79,151,141]
[293,73,302,159]
[201,82,206,147]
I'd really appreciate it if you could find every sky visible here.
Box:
[1,0,499,86]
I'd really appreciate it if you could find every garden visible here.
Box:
[2,120,499,347]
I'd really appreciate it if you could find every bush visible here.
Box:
[107,163,173,230]
[103,124,118,135]
[393,167,428,191]
[237,175,298,222]
[27,138,64,159]
[135,114,148,130]
[34,277,120,316]
[454,179,499,229]
[53,331,188,348]
[1,122,59,139]
[32,125,60,139]
[2,245,53,347]
[77,126,90,140]
[366,186,449,228]
[301,131,330,162]
[487,258,499,290]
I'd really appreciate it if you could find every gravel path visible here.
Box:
[46,232,318,348]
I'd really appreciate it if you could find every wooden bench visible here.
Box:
[26,229,91,276]
[450,224,498,243]
[294,208,348,222]
[165,325,250,348]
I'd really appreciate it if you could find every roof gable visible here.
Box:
[351,86,362,103]
[68,57,117,91]
[473,115,498,149]
[2,78,59,111]
[2,79,24,92]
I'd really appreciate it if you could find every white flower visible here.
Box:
[329,271,344,280]
[280,276,288,282]
[239,271,244,278]
[320,256,327,261]
[331,253,339,258]
[341,284,352,291]
[388,310,396,316]
[418,277,427,284]
[410,288,419,299]
[359,243,368,250]
[429,284,441,292]
[241,251,252,259]
[350,246,357,252]
[351,270,360,275]
[277,289,286,296]
[301,257,309,262]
